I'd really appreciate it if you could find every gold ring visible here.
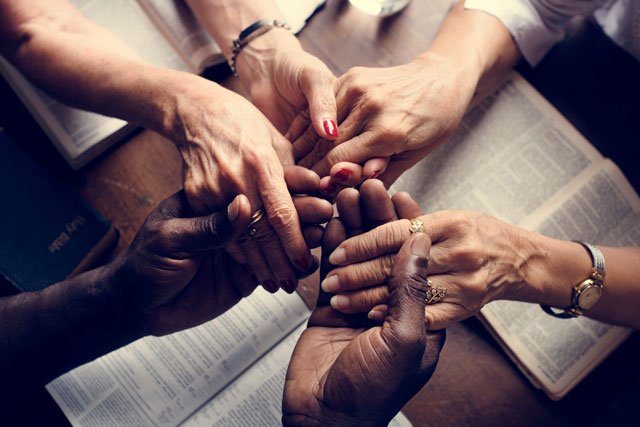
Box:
[245,208,266,236]
[425,279,446,304]
[409,218,424,234]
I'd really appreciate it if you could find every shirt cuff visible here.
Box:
[464,0,564,66]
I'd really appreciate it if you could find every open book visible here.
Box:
[47,288,412,426]
[391,72,640,400]
[0,0,325,169]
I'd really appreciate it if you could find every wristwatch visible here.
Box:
[541,242,605,318]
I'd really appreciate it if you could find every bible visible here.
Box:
[0,130,117,293]
[47,288,411,426]
[0,0,325,169]
[391,71,639,400]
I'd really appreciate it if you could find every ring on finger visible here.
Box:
[245,208,266,236]
[426,279,447,304]
[409,218,424,234]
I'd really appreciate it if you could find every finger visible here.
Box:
[284,109,311,142]
[391,192,423,220]
[312,130,389,178]
[318,218,347,306]
[238,235,280,294]
[160,193,252,253]
[359,179,397,229]
[322,253,395,293]
[293,126,325,163]
[293,196,333,224]
[330,285,389,314]
[335,188,363,237]
[318,175,340,198]
[225,242,253,275]
[362,157,390,180]
[329,219,411,266]
[302,225,324,248]
[250,218,299,294]
[258,164,313,272]
[283,165,320,194]
[382,232,431,343]
[297,138,336,172]
[329,162,364,188]
[367,304,388,323]
[308,305,372,328]
[299,65,338,140]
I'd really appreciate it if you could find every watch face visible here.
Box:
[578,284,602,309]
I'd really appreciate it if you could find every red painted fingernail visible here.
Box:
[323,120,338,138]
[368,170,380,179]
[281,280,295,294]
[296,257,310,270]
[241,264,252,275]
[334,169,350,182]
[263,280,278,293]
[322,183,337,194]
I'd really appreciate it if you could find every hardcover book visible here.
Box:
[0,130,117,292]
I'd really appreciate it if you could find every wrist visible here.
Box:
[516,234,592,307]
[234,27,301,92]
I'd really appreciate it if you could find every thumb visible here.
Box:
[381,232,431,345]
[165,194,252,253]
[299,65,338,140]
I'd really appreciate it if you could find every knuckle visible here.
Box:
[265,203,297,231]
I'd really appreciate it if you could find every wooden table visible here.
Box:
[2,0,640,425]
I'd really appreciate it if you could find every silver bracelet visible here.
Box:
[228,19,290,76]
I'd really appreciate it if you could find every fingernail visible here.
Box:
[322,183,337,194]
[323,119,338,138]
[321,275,340,292]
[241,264,252,275]
[330,295,350,310]
[329,247,346,265]
[411,233,430,257]
[263,280,278,293]
[368,309,385,323]
[334,169,350,182]
[368,170,380,179]
[227,198,240,222]
[295,257,311,270]
[281,280,295,294]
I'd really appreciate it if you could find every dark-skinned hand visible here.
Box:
[283,181,445,426]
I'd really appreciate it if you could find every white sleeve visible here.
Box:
[464,0,611,66]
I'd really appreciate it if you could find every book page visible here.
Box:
[70,0,189,71]
[182,324,412,427]
[481,160,639,399]
[391,72,603,225]
[138,0,326,72]
[0,57,127,166]
[137,0,220,73]
[46,288,311,426]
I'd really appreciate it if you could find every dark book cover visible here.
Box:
[0,130,118,292]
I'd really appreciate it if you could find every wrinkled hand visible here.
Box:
[234,29,338,141]
[114,190,254,336]
[294,52,476,195]
[172,76,322,292]
[283,195,444,426]
[327,210,535,329]
[114,167,332,336]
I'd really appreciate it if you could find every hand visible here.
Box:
[283,205,444,426]
[293,52,476,195]
[114,190,254,336]
[170,76,321,292]
[326,210,543,330]
[115,171,332,336]
[234,28,338,141]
